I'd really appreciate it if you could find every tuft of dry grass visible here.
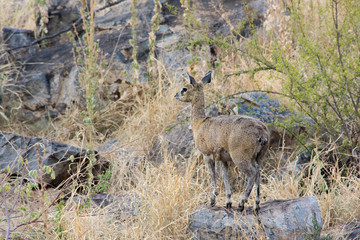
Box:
[127,156,206,239]
[0,0,35,31]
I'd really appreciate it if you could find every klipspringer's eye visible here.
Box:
[181,88,187,94]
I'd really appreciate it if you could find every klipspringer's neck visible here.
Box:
[190,93,206,131]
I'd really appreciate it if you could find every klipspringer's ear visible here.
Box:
[201,71,212,85]
[187,72,196,85]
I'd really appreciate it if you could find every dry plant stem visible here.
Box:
[130,0,140,83]
[3,189,11,240]
[147,0,162,80]
[35,144,48,238]
[232,47,280,74]
[225,67,275,77]
[10,189,64,233]
[3,161,27,239]
[78,0,99,191]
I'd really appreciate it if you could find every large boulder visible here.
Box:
[0,131,97,187]
[1,42,81,131]
[189,196,323,240]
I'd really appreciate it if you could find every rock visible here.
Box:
[2,27,38,59]
[1,0,268,131]
[189,196,323,240]
[68,192,141,220]
[93,0,267,82]
[191,0,266,36]
[2,27,34,48]
[1,42,82,131]
[0,131,97,187]
[280,151,312,177]
[34,0,88,44]
[233,92,291,123]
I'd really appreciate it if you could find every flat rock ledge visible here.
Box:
[189,196,323,240]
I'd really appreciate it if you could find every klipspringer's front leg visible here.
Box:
[204,154,218,206]
[219,160,232,209]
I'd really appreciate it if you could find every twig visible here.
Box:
[4,157,28,240]
[224,67,275,77]
[10,188,66,233]
[231,46,281,74]
[213,89,291,104]
[3,189,10,240]
[3,0,126,53]
[95,0,124,12]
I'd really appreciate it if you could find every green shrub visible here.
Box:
[246,0,359,160]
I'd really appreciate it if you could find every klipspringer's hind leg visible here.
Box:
[238,165,257,212]
[219,160,232,209]
[254,166,261,214]
[204,155,218,206]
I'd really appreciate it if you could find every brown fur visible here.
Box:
[175,72,270,213]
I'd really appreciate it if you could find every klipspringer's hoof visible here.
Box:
[238,204,244,212]
[226,202,232,210]
[210,200,216,207]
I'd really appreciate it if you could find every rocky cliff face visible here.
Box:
[1,0,267,131]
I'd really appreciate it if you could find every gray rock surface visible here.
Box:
[1,42,81,130]
[1,0,267,131]
[69,192,141,220]
[34,0,88,44]
[0,131,95,187]
[98,139,144,168]
[189,196,323,240]
[2,27,38,59]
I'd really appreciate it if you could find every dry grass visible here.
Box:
[264,150,360,229]
[1,0,360,239]
[2,146,359,239]
[0,0,35,32]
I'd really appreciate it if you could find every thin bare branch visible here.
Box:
[213,90,291,104]
[224,67,275,77]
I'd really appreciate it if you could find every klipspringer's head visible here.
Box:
[174,71,212,102]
